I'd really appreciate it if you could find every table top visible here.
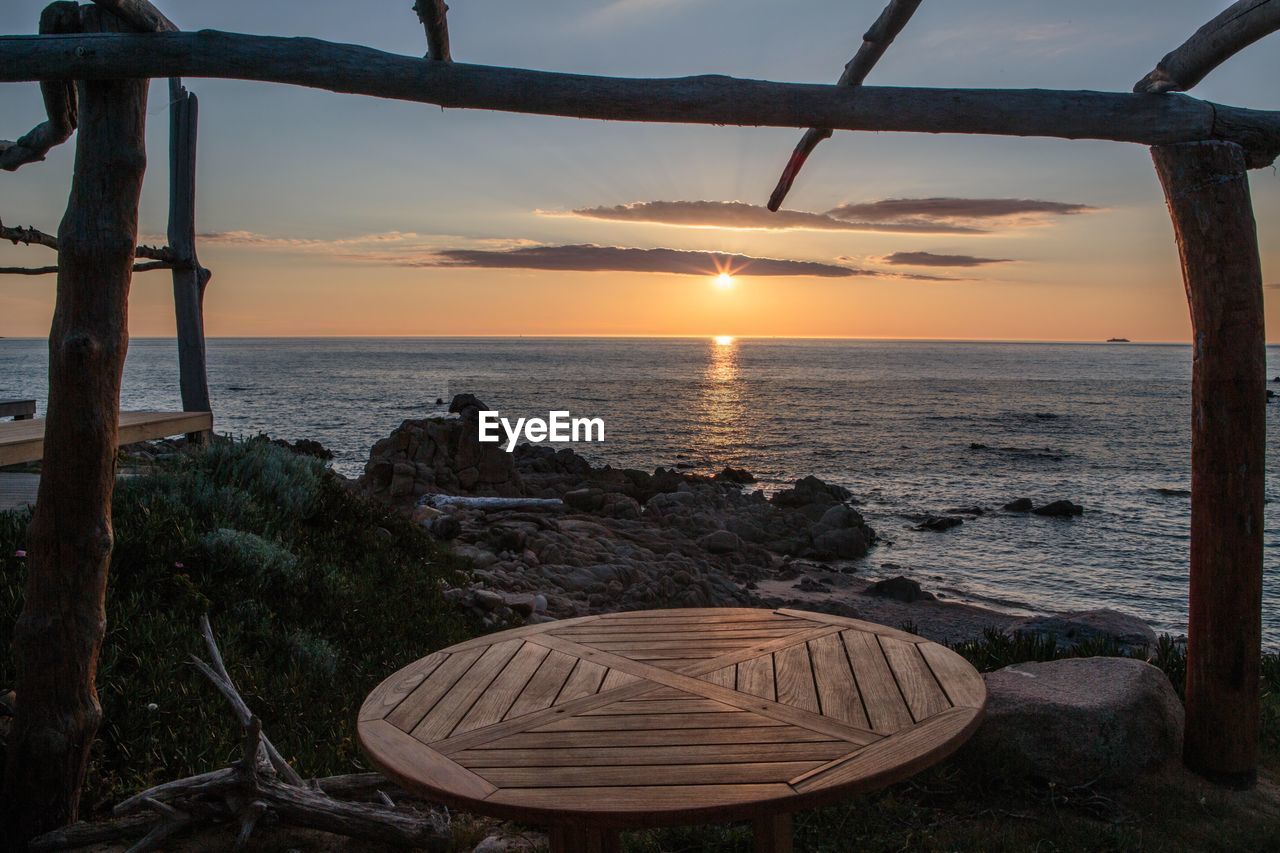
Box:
[357,607,986,827]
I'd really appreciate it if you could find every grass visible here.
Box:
[0,438,474,814]
[2,441,1278,850]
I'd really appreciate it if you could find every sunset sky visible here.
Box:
[1,0,1278,340]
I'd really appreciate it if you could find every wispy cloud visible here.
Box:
[826,198,1095,228]
[403,244,859,277]
[556,200,984,234]
[880,251,1012,268]
[198,230,422,249]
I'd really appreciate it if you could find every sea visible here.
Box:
[3,336,1278,647]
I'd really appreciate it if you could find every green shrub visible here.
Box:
[0,437,474,813]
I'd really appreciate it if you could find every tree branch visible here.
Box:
[414,0,450,61]
[0,3,80,172]
[3,30,1280,167]
[89,0,177,33]
[1135,0,1280,93]
[1,220,180,263]
[768,0,924,211]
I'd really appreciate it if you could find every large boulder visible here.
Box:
[1006,609,1157,654]
[962,657,1183,786]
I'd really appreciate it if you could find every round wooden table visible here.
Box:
[358,608,986,852]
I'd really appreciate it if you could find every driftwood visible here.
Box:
[415,0,451,62]
[167,78,212,413]
[767,0,923,211]
[1152,140,1265,786]
[4,31,1280,168]
[26,615,452,851]
[0,261,175,275]
[0,3,80,172]
[1,219,179,264]
[1135,0,1280,94]
[89,0,177,33]
[0,5,148,840]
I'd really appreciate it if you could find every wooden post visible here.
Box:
[0,5,149,842]
[1151,140,1265,786]
[167,77,211,416]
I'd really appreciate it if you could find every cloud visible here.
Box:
[557,200,984,234]
[407,244,862,277]
[880,251,1013,268]
[1266,283,1280,290]
[826,197,1095,227]
[198,230,421,249]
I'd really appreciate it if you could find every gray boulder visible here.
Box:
[865,575,935,603]
[963,657,1183,786]
[1006,608,1157,653]
[698,529,743,554]
[1033,499,1084,517]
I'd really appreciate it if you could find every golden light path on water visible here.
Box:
[697,335,746,460]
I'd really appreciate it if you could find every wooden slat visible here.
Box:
[385,646,485,732]
[451,642,550,736]
[454,740,852,768]
[615,649,728,660]
[677,624,844,677]
[590,608,813,622]
[555,626,803,641]
[737,655,776,701]
[0,399,36,419]
[702,667,736,688]
[532,712,785,732]
[356,718,495,801]
[476,760,824,788]
[599,669,639,691]
[774,609,925,643]
[489,725,840,750]
[790,707,980,793]
[502,649,579,720]
[773,644,819,714]
[918,642,986,710]
[412,640,524,743]
[592,637,790,651]
[583,697,739,716]
[879,636,951,722]
[841,631,914,734]
[358,652,448,722]
[808,634,871,729]
[0,410,212,466]
[556,659,607,702]
[486,784,795,814]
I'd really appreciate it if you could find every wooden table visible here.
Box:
[358,608,986,852]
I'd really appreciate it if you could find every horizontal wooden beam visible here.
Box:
[1135,0,1280,94]
[1,220,179,263]
[0,260,177,275]
[1,31,1279,167]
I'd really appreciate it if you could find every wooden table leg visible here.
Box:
[753,812,794,853]
[548,824,622,853]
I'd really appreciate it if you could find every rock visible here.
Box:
[1005,609,1157,653]
[502,593,537,617]
[411,505,443,524]
[270,437,335,460]
[428,515,462,540]
[472,589,505,611]
[915,515,963,532]
[945,505,985,516]
[969,442,989,450]
[1032,499,1083,517]
[715,466,757,484]
[698,530,743,554]
[865,575,935,603]
[810,527,871,559]
[963,658,1183,786]
[435,397,445,405]
[1002,497,1034,512]
[771,475,853,510]
[563,488,607,512]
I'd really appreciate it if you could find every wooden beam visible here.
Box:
[767,0,923,211]
[0,2,80,172]
[1135,0,1280,93]
[0,261,176,275]
[0,5,149,843]
[4,31,1280,167]
[414,0,451,61]
[1151,140,1265,787]
[167,78,211,413]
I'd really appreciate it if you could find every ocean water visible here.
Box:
[3,336,1278,646]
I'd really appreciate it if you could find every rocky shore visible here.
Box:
[354,395,1152,648]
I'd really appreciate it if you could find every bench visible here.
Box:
[0,399,36,421]
[0,410,213,467]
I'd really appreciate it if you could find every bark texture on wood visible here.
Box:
[0,261,172,275]
[167,78,211,413]
[0,6,148,842]
[767,0,923,211]
[0,2,80,172]
[414,0,450,61]
[4,31,1280,167]
[1,219,178,263]
[1135,0,1280,93]
[1152,140,1265,786]
[89,0,176,33]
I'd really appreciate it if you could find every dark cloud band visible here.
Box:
[880,251,1012,267]
[562,200,985,234]
[422,244,859,277]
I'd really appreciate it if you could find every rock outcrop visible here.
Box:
[1005,608,1158,654]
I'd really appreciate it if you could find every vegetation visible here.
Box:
[2,439,1277,849]
[0,438,473,814]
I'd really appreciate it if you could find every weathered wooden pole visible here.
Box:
[1151,140,1265,786]
[0,4,149,842]
[167,76,211,415]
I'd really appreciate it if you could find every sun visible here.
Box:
[714,272,735,289]
[714,335,735,346]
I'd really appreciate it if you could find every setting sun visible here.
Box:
[714,272,734,289]
[714,335,735,346]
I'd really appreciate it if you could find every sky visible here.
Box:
[1,0,1278,340]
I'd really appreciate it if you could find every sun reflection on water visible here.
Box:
[696,335,746,461]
